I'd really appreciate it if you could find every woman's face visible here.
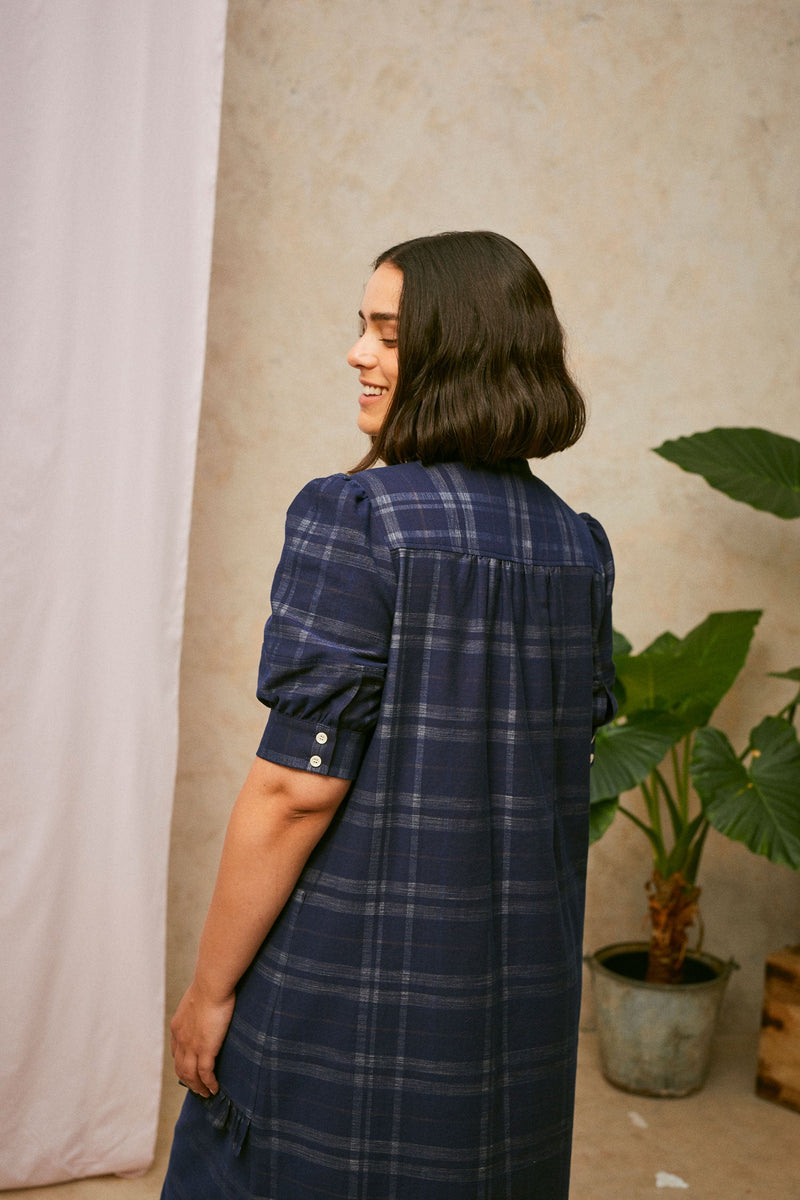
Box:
[347,263,402,437]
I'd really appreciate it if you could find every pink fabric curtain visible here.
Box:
[0,2,227,1185]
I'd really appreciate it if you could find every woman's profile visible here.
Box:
[162,231,616,1199]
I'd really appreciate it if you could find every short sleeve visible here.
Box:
[580,512,617,733]
[256,474,396,780]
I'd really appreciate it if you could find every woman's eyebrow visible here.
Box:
[358,309,398,323]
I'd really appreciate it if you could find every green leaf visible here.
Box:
[654,427,800,519]
[589,797,619,844]
[642,631,681,656]
[615,610,761,728]
[613,629,633,657]
[769,668,800,713]
[692,718,800,870]
[590,714,688,803]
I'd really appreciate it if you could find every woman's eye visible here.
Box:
[381,338,397,347]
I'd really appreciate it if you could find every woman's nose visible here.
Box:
[347,335,377,368]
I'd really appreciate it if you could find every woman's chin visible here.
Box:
[357,410,383,437]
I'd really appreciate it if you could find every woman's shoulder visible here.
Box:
[281,473,378,541]
[289,470,370,510]
[289,464,612,571]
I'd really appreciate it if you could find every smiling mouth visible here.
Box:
[361,385,388,397]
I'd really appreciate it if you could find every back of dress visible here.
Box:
[204,459,615,1200]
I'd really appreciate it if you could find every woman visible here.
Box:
[162,231,615,1199]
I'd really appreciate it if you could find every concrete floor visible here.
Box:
[571,1033,798,1198]
[4,1032,798,1198]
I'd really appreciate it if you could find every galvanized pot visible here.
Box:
[586,941,737,1097]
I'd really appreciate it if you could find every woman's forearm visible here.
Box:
[192,756,351,1001]
[170,756,351,1096]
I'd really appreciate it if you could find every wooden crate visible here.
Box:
[756,944,800,1113]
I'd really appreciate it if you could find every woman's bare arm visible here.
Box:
[170,756,350,1097]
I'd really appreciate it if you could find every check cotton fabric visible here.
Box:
[162,459,615,1200]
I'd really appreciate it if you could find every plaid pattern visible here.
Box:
[163,460,615,1200]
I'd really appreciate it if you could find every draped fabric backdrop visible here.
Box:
[0,2,227,1186]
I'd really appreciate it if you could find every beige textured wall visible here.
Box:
[168,0,800,1035]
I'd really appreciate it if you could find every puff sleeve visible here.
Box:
[580,512,617,733]
[255,474,396,780]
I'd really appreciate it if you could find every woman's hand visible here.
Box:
[169,979,236,1099]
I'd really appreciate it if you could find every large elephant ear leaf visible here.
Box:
[589,797,619,845]
[590,714,687,806]
[692,718,800,870]
[615,610,761,727]
[654,427,800,519]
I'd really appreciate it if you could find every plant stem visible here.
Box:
[685,819,710,886]
[681,734,693,817]
[641,772,665,854]
[654,765,682,842]
[618,803,665,860]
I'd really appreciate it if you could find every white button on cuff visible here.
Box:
[315,732,328,744]
[309,755,322,768]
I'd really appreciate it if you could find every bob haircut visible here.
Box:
[351,231,586,473]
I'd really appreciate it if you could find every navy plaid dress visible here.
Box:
[162,459,615,1199]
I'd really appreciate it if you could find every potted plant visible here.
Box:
[586,426,800,1096]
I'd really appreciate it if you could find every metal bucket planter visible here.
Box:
[586,941,737,1097]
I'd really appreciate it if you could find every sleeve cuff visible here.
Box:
[255,709,368,780]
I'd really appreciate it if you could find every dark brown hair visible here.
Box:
[351,231,586,472]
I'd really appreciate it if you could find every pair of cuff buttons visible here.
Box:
[309,730,328,768]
